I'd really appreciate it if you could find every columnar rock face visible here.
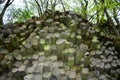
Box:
[0,10,120,80]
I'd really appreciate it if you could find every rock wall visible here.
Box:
[0,10,120,80]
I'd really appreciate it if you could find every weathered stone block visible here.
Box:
[24,74,34,80]
[43,72,51,80]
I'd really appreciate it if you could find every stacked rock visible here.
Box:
[0,10,119,80]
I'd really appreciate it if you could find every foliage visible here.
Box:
[11,8,34,23]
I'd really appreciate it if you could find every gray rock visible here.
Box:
[32,61,39,66]
[5,53,13,60]
[79,43,88,52]
[23,60,29,65]
[30,39,38,49]
[104,50,111,55]
[36,21,41,28]
[61,76,68,80]
[95,63,101,68]
[107,55,113,62]
[105,63,111,69]
[6,77,12,80]
[58,61,64,68]
[111,62,117,67]
[34,64,43,74]
[95,59,101,63]
[0,49,9,54]
[94,70,100,76]
[43,72,51,80]
[0,76,6,80]
[99,62,105,68]
[50,55,58,61]
[14,61,22,68]
[52,68,61,78]
[113,56,117,59]
[59,69,65,75]
[46,19,53,24]
[12,68,18,73]
[76,73,81,80]
[32,54,39,60]
[88,77,99,80]
[91,60,97,66]
[68,71,76,80]
[38,62,44,66]
[52,62,59,68]
[64,66,70,71]
[116,69,120,73]
[43,61,52,72]
[24,43,33,54]
[82,68,89,74]
[38,56,46,62]
[65,71,71,76]
[102,58,107,63]
[56,39,66,44]
[101,46,106,51]
[50,75,58,80]
[24,74,34,80]
[99,75,106,80]
[100,55,106,59]
[26,67,34,74]
[33,74,42,80]
[13,50,23,60]
[117,59,120,65]
[18,65,26,71]
[95,50,102,55]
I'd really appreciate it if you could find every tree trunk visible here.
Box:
[0,0,14,25]
[104,8,120,36]
[0,14,3,25]
[100,0,120,36]
[93,0,99,26]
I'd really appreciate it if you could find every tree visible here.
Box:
[0,0,14,25]
[0,0,6,4]
[94,0,120,36]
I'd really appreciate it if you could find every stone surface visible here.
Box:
[52,68,60,78]
[26,67,34,74]
[33,74,42,80]
[34,64,43,74]
[43,61,52,72]
[24,74,34,80]
[0,10,120,80]
[43,72,51,80]
[18,65,26,71]
[69,71,76,80]
[61,76,68,80]
[14,61,23,68]
[82,68,89,74]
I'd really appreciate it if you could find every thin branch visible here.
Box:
[40,0,44,12]
[113,8,120,25]
[34,0,42,16]
[88,12,97,21]
[84,0,88,18]
[0,0,6,4]
[45,0,49,11]
[60,0,66,12]
[0,0,14,25]
[8,0,14,6]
